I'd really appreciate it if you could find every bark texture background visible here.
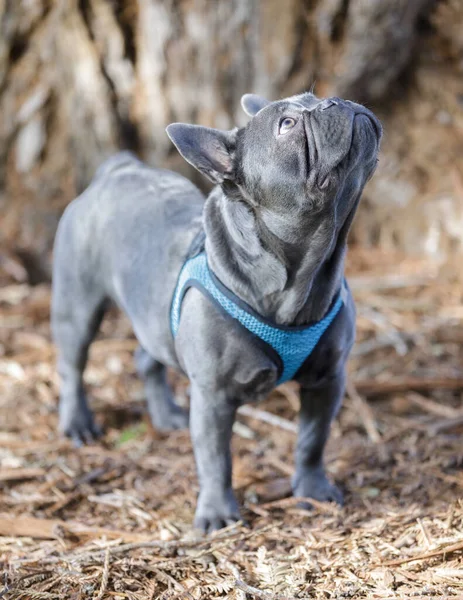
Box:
[0,0,462,279]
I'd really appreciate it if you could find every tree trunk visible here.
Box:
[0,0,462,279]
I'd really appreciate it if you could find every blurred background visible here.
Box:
[0,0,462,279]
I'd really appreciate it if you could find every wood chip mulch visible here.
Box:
[1,248,463,599]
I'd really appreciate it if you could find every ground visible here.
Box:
[1,248,463,599]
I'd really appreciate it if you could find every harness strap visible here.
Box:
[171,251,345,384]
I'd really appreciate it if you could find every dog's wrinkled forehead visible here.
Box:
[241,93,318,141]
[241,92,319,117]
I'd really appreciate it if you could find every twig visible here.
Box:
[352,332,414,357]
[222,561,246,600]
[0,514,154,542]
[380,538,463,566]
[37,577,61,594]
[37,525,272,566]
[417,518,432,549]
[139,540,241,571]
[237,405,297,434]
[0,468,46,483]
[146,580,157,600]
[232,420,256,440]
[235,580,273,599]
[357,307,408,356]
[0,572,9,599]
[349,273,435,291]
[44,491,83,517]
[94,547,110,600]
[235,579,296,600]
[407,392,461,419]
[428,415,463,435]
[355,377,463,397]
[259,495,340,515]
[149,567,195,600]
[267,456,294,477]
[17,592,61,599]
[346,380,381,443]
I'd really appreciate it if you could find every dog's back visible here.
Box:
[93,150,139,179]
[55,153,203,284]
[52,152,204,372]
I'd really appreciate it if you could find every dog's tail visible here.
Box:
[95,151,141,179]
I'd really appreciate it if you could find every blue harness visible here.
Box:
[170,250,345,385]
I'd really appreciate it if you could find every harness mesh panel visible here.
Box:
[171,252,344,384]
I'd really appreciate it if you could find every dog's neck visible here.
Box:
[203,186,351,326]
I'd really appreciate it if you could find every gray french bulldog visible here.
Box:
[51,92,382,532]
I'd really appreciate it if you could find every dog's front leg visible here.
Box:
[189,382,240,533]
[292,369,345,506]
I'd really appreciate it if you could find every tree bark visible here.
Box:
[0,0,462,279]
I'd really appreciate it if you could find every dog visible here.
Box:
[51,92,382,532]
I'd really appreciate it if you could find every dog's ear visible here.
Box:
[166,124,235,184]
[241,94,270,117]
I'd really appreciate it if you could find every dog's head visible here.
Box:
[167,92,382,230]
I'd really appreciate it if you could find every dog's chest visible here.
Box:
[175,287,279,398]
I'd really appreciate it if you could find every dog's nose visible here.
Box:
[331,98,383,140]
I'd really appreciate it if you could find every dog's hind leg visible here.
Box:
[134,346,189,431]
[52,283,107,446]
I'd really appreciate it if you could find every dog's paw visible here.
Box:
[292,467,344,508]
[194,489,241,534]
[59,405,102,447]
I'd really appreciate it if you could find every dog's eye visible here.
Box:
[278,117,296,135]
